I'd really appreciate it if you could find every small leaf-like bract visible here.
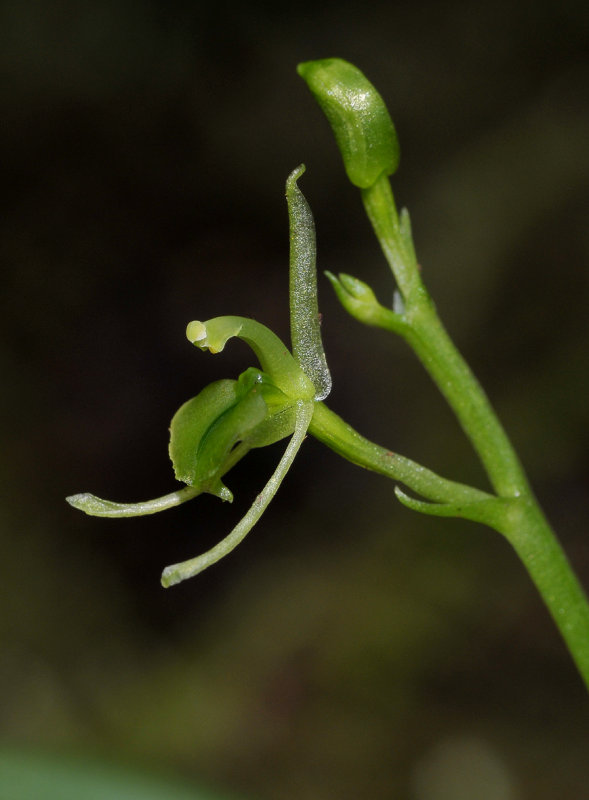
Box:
[297,58,399,189]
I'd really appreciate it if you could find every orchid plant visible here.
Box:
[67,59,589,690]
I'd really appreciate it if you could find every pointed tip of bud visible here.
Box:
[325,271,404,333]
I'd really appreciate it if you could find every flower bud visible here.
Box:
[297,58,400,189]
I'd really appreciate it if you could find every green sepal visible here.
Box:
[286,164,332,400]
[169,379,240,488]
[169,368,298,498]
[297,58,399,189]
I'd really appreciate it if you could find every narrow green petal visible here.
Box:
[186,316,315,401]
[66,485,206,518]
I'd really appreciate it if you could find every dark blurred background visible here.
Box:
[1,1,589,797]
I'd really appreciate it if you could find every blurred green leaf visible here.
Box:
[0,749,246,800]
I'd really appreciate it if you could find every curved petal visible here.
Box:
[186,316,315,400]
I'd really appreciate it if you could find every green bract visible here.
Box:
[297,58,400,189]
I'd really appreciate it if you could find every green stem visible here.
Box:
[403,304,530,498]
[359,174,589,689]
[313,399,589,689]
[361,176,422,300]
[363,177,529,498]
[504,499,589,691]
[309,402,493,507]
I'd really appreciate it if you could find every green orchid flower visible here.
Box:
[67,165,330,586]
[66,64,501,593]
